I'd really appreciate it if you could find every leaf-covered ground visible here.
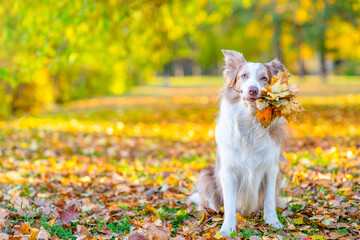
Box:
[1,83,360,240]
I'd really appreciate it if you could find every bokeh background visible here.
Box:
[1,1,360,238]
[0,0,359,117]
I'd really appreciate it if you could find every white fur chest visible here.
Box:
[215,99,281,170]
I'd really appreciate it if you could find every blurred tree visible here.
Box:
[295,0,360,82]
[0,0,359,116]
[0,0,231,116]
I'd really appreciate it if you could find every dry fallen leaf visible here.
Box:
[0,233,9,240]
[19,222,32,235]
[145,223,171,240]
[48,217,56,226]
[35,228,51,240]
[256,70,304,127]
[29,228,40,240]
[128,233,148,240]
[0,209,9,230]
[145,205,163,220]
[58,203,80,226]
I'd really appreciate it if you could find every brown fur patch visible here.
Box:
[197,166,223,211]
[265,59,287,77]
[222,50,246,88]
[268,119,287,145]
[263,64,273,84]
[222,86,241,105]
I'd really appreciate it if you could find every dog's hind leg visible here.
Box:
[196,166,223,212]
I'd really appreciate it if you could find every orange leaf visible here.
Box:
[20,222,31,235]
[48,217,56,227]
[257,107,273,127]
[29,228,40,240]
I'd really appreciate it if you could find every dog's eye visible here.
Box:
[241,74,247,78]
[261,77,267,81]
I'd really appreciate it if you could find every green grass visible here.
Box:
[239,227,262,239]
[44,223,74,239]
[335,228,349,235]
[107,216,131,234]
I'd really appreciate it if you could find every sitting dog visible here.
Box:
[190,50,288,236]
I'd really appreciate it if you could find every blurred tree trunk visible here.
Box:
[318,0,329,83]
[273,16,283,63]
[163,73,170,87]
[174,60,184,77]
[295,25,306,81]
[193,63,201,76]
[162,64,171,87]
[319,30,327,83]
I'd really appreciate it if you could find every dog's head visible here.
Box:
[222,49,288,104]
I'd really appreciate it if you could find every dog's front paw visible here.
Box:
[265,215,283,229]
[219,225,236,237]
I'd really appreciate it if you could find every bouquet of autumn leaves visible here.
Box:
[256,71,304,127]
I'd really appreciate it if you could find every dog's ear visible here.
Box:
[222,50,246,87]
[265,58,290,77]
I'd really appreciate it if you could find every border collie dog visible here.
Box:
[190,50,288,236]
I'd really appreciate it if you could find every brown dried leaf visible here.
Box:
[0,209,9,230]
[145,223,171,240]
[58,203,80,226]
[128,233,148,240]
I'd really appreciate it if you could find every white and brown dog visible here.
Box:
[190,50,288,236]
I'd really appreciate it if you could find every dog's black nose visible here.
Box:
[248,86,259,97]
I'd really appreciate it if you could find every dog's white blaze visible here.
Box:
[240,63,264,99]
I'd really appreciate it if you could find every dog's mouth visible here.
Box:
[243,97,258,103]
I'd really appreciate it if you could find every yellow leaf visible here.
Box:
[311,235,326,240]
[214,230,223,239]
[48,217,56,226]
[145,205,163,220]
[29,228,40,240]
[264,85,272,92]
[292,217,303,225]
[199,212,207,224]
[236,213,245,222]
[293,175,300,185]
